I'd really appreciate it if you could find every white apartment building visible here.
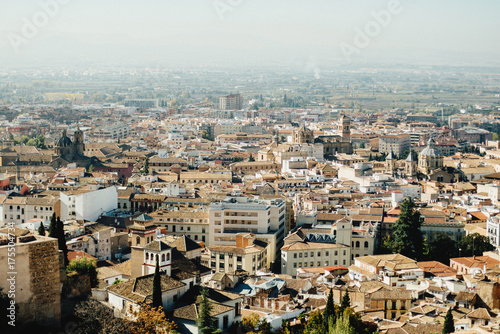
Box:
[487,216,500,248]
[0,195,58,226]
[219,94,242,110]
[206,233,270,275]
[95,122,131,139]
[60,186,118,222]
[209,197,286,266]
[281,241,350,276]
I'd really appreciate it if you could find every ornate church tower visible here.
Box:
[339,115,351,142]
[72,126,85,156]
[405,150,417,177]
[385,150,396,175]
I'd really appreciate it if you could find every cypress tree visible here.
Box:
[56,216,69,266]
[48,212,56,237]
[340,290,350,311]
[152,256,162,309]
[442,308,454,334]
[198,286,220,334]
[38,223,46,236]
[323,288,335,330]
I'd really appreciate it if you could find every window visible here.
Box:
[293,263,297,268]
[334,251,338,256]
[223,315,229,329]
[304,252,308,258]
[146,253,149,260]
[317,252,321,257]
[325,251,329,256]
[364,241,369,248]
[294,254,297,259]
[299,253,302,258]
[167,253,170,261]
[162,254,165,262]
[356,241,360,248]
[311,252,314,257]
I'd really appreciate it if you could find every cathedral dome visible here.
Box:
[57,130,72,147]
[420,138,439,157]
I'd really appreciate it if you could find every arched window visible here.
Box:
[167,253,170,261]
[355,241,360,248]
[146,253,149,260]
[162,254,165,262]
[136,236,140,245]
[364,241,369,249]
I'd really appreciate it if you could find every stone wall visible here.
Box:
[477,281,500,310]
[0,237,62,328]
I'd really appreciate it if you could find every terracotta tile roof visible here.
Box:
[107,271,184,303]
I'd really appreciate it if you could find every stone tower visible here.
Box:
[385,150,396,175]
[339,115,351,143]
[72,126,84,156]
[405,150,417,177]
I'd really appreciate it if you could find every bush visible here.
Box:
[67,258,98,288]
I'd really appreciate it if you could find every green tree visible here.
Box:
[459,233,494,257]
[442,308,454,334]
[493,133,499,141]
[152,256,162,309]
[38,223,46,236]
[88,164,94,173]
[429,233,458,264]
[340,290,350,311]
[198,287,221,334]
[48,212,56,237]
[304,310,324,334]
[142,157,149,175]
[359,142,365,148]
[323,288,336,330]
[328,313,355,334]
[56,216,69,267]
[67,257,98,288]
[392,197,423,260]
[249,154,255,162]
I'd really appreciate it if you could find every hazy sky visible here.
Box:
[1,0,499,68]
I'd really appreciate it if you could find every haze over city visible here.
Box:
[1,0,500,68]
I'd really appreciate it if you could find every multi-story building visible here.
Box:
[66,223,113,261]
[213,122,243,137]
[379,134,411,157]
[217,133,273,145]
[219,94,242,110]
[124,99,159,108]
[0,195,59,226]
[280,241,350,276]
[487,216,500,248]
[59,186,118,222]
[209,197,286,267]
[206,233,270,274]
[150,209,209,244]
[94,122,132,139]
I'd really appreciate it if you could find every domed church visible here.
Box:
[418,138,463,183]
[418,138,443,175]
[53,127,91,167]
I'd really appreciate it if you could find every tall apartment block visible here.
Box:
[219,94,242,110]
